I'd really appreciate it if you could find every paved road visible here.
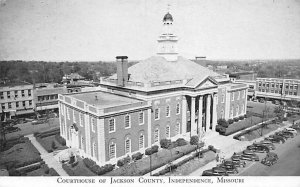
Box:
[239,133,300,176]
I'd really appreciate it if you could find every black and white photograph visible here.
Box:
[0,0,300,186]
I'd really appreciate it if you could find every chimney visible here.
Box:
[116,56,128,87]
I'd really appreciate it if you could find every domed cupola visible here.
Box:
[163,12,173,22]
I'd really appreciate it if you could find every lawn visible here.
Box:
[247,101,276,118]
[0,139,41,169]
[36,135,67,153]
[164,151,215,176]
[6,118,59,140]
[243,122,286,141]
[104,144,197,176]
[225,116,262,135]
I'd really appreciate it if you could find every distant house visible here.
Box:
[62,73,85,84]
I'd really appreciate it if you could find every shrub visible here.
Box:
[117,156,131,167]
[151,145,159,153]
[175,138,187,146]
[160,139,171,149]
[217,118,229,128]
[145,148,152,156]
[103,164,114,173]
[233,117,239,122]
[283,117,287,121]
[51,141,57,150]
[228,119,234,124]
[83,158,96,169]
[190,136,199,145]
[239,116,244,120]
[244,114,247,118]
[132,152,143,161]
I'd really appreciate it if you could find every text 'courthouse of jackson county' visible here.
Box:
[58,12,248,166]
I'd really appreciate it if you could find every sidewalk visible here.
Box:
[25,134,69,176]
[189,121,292,176]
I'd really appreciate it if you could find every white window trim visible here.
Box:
[67,108,70,120]
[139,134,144,149]
[154,128,159,143]
[91,118,96,133]
[176,103,180,115]
[166,125,170,138]
[154,108,160,120]
[124,114,131,129]
[139,111,144,125]
[232,92,235,101]
[92,142,96,158]
[109,118,116,133]
[125,137,131,154]
[109,143,116,159]
[79,113,83,127]
[166,105,170,117]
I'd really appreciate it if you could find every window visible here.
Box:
[92,142,96,158]
[176,103,180,115]
[271,83,274,88]
[166,125,170,138]
[221,110,224,119]
[22,101,25,107]
[14,91,18,98]
[258,82,262,86]
[237,91,240,100]
[294,92,297,96]
[125,138,131,154]
[28,90,31,96]
[280,84,283,89]
[290,85,293,90]
[166,105,170,117]
[289,92,293,95]
[139,111,144,125]
[0,92,3,99]
[175,122,180,135]
[242,90,245,98]
[231,92,234,101]
[21,90,25,97]
[1,103,5,110]
[29,100,32,106]
[73,110,76,123]
[91,118,96,132]
[294,85,298,90]
[8,102,11,109]
[16,102,19,108]
[7,92,10,99]
[154,128,159,143]
[124,114,131,128]
[236,105,239,116]
[80,113,84,127]
[67,108,70,120]
[266,83,269,87]
[109,143,116,159]
[109,118,115,133]
[80,136,84,150]
[286,84,289,89]
[154,108,160,120]
[276,83,279,88]
[222,94,225,103]
[139,135,144,149]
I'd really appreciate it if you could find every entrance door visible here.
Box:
[71,130,79,148]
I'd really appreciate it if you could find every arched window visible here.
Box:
[175,122,180,135]
[125,137,131,154]
[236,105,239,117]
[166,125,170,138]
[154,128,159,143]
[139,134,144,149]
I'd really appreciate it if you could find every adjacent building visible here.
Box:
[58,12,248,166]
[0,81,34,120]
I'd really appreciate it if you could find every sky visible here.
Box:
[0,0,300,61]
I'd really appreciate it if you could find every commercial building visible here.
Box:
[58,12,248,166]
[0,81,34,120]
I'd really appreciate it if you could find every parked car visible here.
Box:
[255,141,276,150]
[261,152,278,166]
[267,135,285,144]
[276,131,294,139]
[222,160,246,168]
[247,144,269,153]
[283,128,297,135]
[202,169,223,176]
[239,151,259,161]
[217,163,239,174]
[290,125,300,131]
[212,167,229,176]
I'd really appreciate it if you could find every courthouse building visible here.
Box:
[58,12,248,166]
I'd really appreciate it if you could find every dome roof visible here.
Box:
[163,12,173,22]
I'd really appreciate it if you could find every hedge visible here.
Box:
[62,164,75,176]
[83,158,114,175]
[132,152,143,161]
[176,138,187,147]
[228,119,234,124]
[160,139,171,149]
[190,136,199,145]
[49,168,59,176]
[117,156,131,167]
[233,117,239,122]
[145,145,159,156]
[217,118,229,128]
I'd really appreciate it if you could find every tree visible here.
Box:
[274,106,284,121]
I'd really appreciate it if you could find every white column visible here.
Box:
[198,96,203,134]
[206,95,211,131]
[191,97,196,136]
[85,112,91,156]
[147,107,152,147]
[181,96,187,134]
[212,94,218,131]
[97,118,105,165]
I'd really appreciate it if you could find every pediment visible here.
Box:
[195,77,218,90]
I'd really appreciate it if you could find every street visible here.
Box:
[238,133,300,176]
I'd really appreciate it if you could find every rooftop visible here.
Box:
[0,81,32,88]
[71,91,144,109]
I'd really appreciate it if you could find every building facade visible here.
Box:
[58,12,248,166]
[0,82,34,120]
